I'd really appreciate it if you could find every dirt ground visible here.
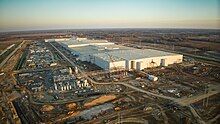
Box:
[84,94,116,107]
[0,40,21,52]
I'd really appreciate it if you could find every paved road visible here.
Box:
[50,41,217,124]
[13,66,66,74]
[82,104,147,124]
[119,82,208,124]
[0,44,15,56]
[49,42,99,86]
[0,41,25,68]
[50,43,176,100]
[107,117,148,124]
[175,84,220,106]
[155,104,168,124]
[117,82,176,101]
[119,82,218,124]
[189,105,206,124]
[207,114,220,124]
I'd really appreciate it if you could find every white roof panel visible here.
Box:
[55,38,182,62]
[94,49,180,61]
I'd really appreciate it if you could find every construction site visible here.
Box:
[1,36,219,124]
[48,37,183,70]
[0,0,219,122]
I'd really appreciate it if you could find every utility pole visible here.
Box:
[202,87,206,107]
[117,111,121,124]
[206,85,209,107]
[203,85,209,107]
[206,96,209,107]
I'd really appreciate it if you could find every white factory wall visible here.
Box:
[76,38,87,41]
[45,39,54,42]
[53,38,183,71]
[126,55,183,70]
[165,55,183,65]
[68,42,114,48]
[90,42,115,46]
[109,61,126,70]
[93,55,110,70]
[93,55,125,70]
[55,38,70,42]
[68,44,89,48]
[45,38,70,42]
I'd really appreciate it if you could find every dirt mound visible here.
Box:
[66,103,77,110]
[41,105,54,112]
[84,94,116,107]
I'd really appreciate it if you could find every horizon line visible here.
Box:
[1,27,220,33]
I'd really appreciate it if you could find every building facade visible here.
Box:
[46,38,183,71]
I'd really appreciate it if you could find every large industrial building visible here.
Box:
[46,37,183,71]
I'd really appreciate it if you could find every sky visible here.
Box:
[0,0,219,32]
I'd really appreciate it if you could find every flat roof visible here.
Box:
[70,44,131,55]
[95,49,181,61]
[56,38,182,62]
[59,39,113,47]
[93,53,124,62]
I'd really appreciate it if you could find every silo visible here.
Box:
[54,83,58,90]
[66,85,69,90]
[75,67,78,74]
